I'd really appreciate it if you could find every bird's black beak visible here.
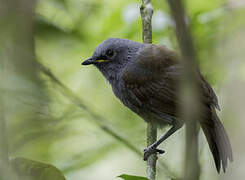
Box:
[82,57,110,65]
[81,57,95,65]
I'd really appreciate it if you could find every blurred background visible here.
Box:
[0,0,245,179]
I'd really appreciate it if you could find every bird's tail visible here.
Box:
[200,107,233,173]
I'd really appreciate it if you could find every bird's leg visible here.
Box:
[144,123,183,161]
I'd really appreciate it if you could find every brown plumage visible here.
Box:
[82,38,233,173]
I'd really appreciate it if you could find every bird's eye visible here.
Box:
[106,49,114,57]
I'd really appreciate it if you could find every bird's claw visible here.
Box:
[143,145,165,161]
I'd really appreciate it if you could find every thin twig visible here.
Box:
[140,1,158,180]
[145,123,157,180]
[140,0,154,44]
[167,0,201,180]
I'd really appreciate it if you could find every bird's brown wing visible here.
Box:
[122,44,181,124]
[200,75,220,110]
[122,44,220,123]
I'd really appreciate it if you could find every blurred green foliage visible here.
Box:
[11,158,66,180]
[1,0,245,179]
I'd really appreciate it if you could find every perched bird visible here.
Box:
[82,38,233,173]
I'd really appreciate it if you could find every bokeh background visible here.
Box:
[1,0,245,179]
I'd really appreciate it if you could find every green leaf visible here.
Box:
[11,157,66,180]
[118,174,149,180]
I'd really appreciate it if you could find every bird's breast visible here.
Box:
[110,79,175,127]
[111,80,142,113]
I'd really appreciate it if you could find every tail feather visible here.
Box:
[201,107,233,173]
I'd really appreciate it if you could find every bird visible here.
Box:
[81,38,233,173]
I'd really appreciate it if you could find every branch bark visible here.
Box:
[140,1,157,180]
[167,0,201,180]
[140,0,154,44]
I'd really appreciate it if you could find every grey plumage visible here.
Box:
[82,38,233,173]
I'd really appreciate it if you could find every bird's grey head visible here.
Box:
[82,38,143,81]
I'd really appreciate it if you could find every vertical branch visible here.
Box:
[140,0,154,44]
[140,1,157,180]
[167,0,200,180]
[145,123,157,180]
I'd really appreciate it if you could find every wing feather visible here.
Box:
[122,44,220,122]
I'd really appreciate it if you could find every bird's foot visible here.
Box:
[143,145,165,161]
